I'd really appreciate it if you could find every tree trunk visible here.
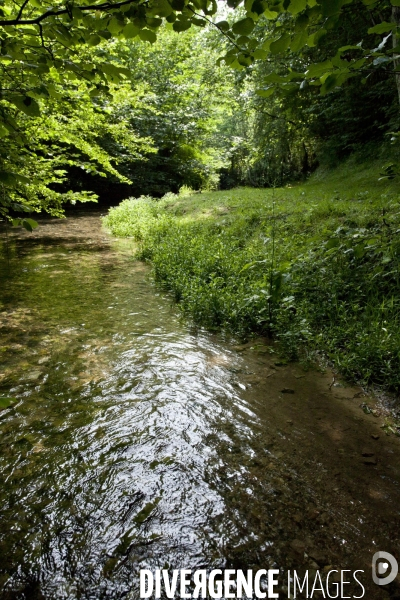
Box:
[392,7,400,105]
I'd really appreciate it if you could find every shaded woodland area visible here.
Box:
[1,0,400,214]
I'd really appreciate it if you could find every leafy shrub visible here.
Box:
[103,196,160,240]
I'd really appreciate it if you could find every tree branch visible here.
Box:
[38,22,54,59]
[187,8,243,53]
[259,110,299,128]
[15,0,30,22]
[0,0,137,26]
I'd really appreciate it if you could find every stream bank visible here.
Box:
[0,213,399,599]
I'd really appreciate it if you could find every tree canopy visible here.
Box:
[1,0,400,225]
[2,0,400,97]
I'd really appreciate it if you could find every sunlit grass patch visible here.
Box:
[104,159,400,391]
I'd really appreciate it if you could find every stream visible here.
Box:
[0,213,399,599]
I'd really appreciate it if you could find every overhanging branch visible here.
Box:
[0,0,137,26]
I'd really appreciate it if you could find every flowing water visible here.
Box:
[0,213,399,600]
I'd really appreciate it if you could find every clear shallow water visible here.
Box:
[0,214,399,599]
[0,219,262,597]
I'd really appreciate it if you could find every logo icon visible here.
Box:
[372,551,398,586]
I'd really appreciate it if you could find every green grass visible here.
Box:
[103,158,400,392]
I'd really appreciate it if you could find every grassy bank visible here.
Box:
[103,159,400,392]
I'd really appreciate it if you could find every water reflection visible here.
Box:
[0,223,253,597]
[0,216,399,599]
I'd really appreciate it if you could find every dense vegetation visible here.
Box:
[2,0,400,389]
[2,0,400,219]
[104,159,400,392]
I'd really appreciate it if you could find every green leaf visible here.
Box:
[53,26,74,47]
[101,63,121,80]
[95,30,109,41]
[305,60,333,78]
[0,171,17,186]
[16,173,31,184]
[240,262,256,272]
[232,17,255,36]
[320,73,338,94]
[250,0,265,15]
[326,238,340,249]
[47,85,62,100]
[264,8,278,18]
[170,0,185,10]
[138,28,157,42]
[230,58,244,70]
[24,218,38,230]
[223,49,239,66]
[87,33,102,46]
[22,220,33,232]
[270,33,290,54]
[216,20,230,31]
[319,0,341,16]
[107,17,125,34]
[173,19,192,31]
[368,22,396,34]
[294,13,309,32]
[264,73,290,83]
[287,0,306,14]
[291,29,308,52]
[0,124,9,138]
[237,53,253,66]
[27,85,49,99]
[147,17,163,27]
[338,44,364,53]
[256,87,275,97]
[237,35,251,46]
[10,96,40,117]
[204,0,217,16]
[72,7,83,20]
[122,23,139,38]
[150,0,173,16]
[310,28,327,47]
[354,244,366,259]
[189,16,204,26]
[0,397,17,410]
[391,0,400,6]
[253,48,268,59]
[12,216,37,230]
